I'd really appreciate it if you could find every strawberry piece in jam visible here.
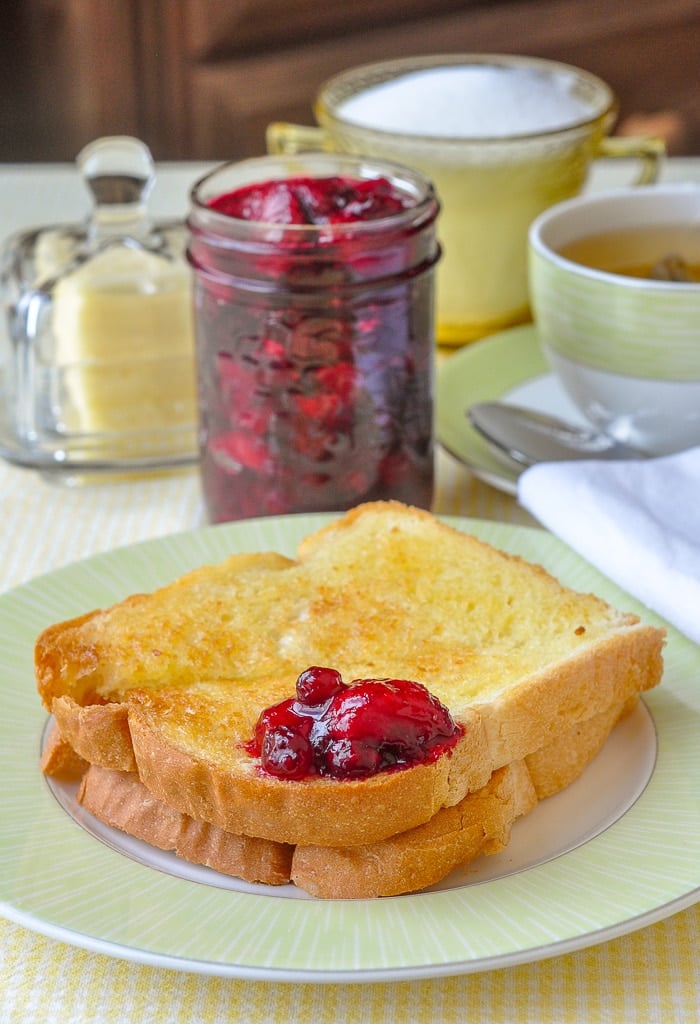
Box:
[246,667,463,781]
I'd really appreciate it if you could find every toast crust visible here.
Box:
[36,502,665,849]
[70,699,630,898]
[51,696,136,771]
[78,764,294,885]
[40,720,88,781]
[127,705,491,846]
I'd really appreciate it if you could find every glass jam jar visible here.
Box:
[187,153,441,523]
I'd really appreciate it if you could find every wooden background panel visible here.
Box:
[183,0,700,160]
[1,0,698,163]
[1,0,140,161]
[181,0,477,60]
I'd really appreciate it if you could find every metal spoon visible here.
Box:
[467,402,646,468]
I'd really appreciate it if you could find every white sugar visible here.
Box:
[337,65,598,138]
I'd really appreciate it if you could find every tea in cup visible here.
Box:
[268,54,664,346]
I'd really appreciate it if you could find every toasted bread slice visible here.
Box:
[77,760,531,896]
[77,761,294,886]
[292,700,628,898]
[36,501,665,848]
[40,721,88,781]
[72,699,628,898]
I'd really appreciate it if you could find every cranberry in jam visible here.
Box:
[187,156,440,523]
[246,666,463,781]
[208,175,413,225]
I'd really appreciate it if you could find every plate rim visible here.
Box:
[1,511,698,983]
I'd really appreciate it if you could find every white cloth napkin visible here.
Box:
[518,446,700,644]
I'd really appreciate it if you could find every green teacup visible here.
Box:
[528,184,700,455]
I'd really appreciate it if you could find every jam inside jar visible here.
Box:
[187,154,441,522]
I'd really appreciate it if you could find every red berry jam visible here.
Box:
[245,666,463,781]
[208,175,413,225]
[187,156,440,523]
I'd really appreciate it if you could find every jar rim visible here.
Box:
[188,152,439,239]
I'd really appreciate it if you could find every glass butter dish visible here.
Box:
[0,136,198,477]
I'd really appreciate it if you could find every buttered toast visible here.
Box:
[37,501,665,857]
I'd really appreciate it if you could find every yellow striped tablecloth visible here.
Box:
[1,449,698,1024]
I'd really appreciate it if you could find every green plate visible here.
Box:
[0,513,698,981]
[437,324,577,494]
